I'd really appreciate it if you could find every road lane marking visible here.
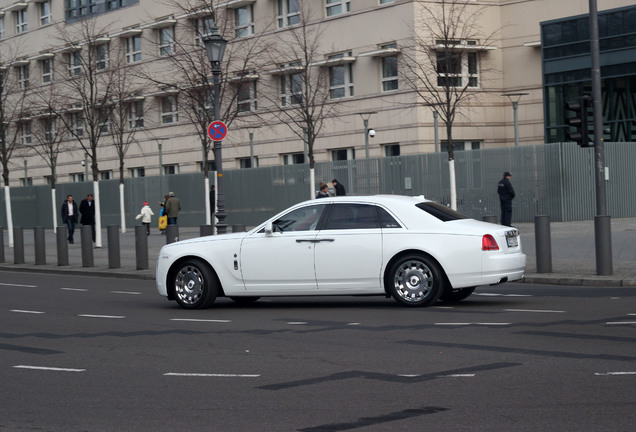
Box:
[435,323,471,326]
[288,322,307,325]
[170,318,231,323]
[446,374,476,377]
[11,310,45,314]
[164,373,260,377]
[61,288,88,292]
[594,372,636,376]
[347,322,361,326]
[111,291,142,295]
[476,323,512,326]
[78,314,125,319]
[14,365,85,372]
[435,323,511,326]
[505,309,566,313]
[0,282,37,288]
[606,321,636,325]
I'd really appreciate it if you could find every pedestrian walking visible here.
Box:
[209,185,216,221]
[331,179,346,196]
[61,195,79,244]
[497,171,516,227]
[79,193,96,242]
[164,191,182,225]
[135,202,155,236]
[316,183,330,199]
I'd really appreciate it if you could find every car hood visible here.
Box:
[160,232,248,250]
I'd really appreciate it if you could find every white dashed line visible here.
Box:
[347,322,361,326]
[11,310,45,314]
[594,372,636,376]
[164,373,260,377]
[14,365,85,372]
[435,322,511,326]
[446,374,476,377]
[111,291,142,295]
[0,283,37,288]
[505,309,565,313]
[78,314,125,319]
[606,321,636,325]
[435,323,472,326]
[288,322,307,325]
[170,318,231,323]
[61,288,88,292]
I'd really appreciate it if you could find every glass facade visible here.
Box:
[542,5,636,142]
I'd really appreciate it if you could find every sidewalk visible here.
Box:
[0,219,635,286]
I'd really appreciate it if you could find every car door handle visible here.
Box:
[295,239,335,243]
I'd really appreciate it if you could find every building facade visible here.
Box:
[0,0,633,187]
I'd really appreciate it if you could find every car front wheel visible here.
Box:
[173,259,218,309]
[387,254,444,307]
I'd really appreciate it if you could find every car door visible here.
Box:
[314,203,384,292]
[239,203,327,294]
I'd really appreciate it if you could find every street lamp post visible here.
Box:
[247,126,260,168]
[502,93,529,147]
[203,26,228,234]
[358,111,377,159]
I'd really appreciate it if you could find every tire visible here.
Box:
[387,254,444,307]
[440,287,476,303]
[229,296,260,305]
[173,259,218,309]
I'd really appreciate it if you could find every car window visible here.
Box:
[273,204,326,232]
[416,202,468,221]
[378,207,401,228]
[324,204,381,230]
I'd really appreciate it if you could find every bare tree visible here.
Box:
[259,3,340,198]
[137,0,270,224]
[400,0,498,209]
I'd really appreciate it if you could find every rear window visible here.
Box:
[416,202,468,222]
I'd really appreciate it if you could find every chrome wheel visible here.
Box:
[388,255,443,307]
[173,260,217,309]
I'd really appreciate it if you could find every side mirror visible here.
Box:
[265,221,273,236]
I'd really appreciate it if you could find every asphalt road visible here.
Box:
[1,272,635,431]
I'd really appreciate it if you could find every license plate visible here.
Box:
[506,236,518,247]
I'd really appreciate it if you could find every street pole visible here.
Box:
[84,152,88,180]
[23,159,27,186]
[249,132,254,167]
[589,0,612,275]
[512,101,519,147]
[158,142,163,178]
[433,111,439,153]
[363,118,369,159]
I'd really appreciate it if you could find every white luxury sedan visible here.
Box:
[156,195,526,308]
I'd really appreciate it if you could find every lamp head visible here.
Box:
[202,26,228,65]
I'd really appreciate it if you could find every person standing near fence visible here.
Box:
[164,191,182,225]
[497,171,516,227]
[79,193,96,242]
[61,195,79,244]
[331,179,346,196]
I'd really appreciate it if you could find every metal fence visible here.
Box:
[1,142,635,230]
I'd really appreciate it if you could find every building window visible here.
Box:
[20,122,32,145]
[125,35,142,63]
[238,157,258,168]
[66,0,97,20]
[161,95,178,124]
[283,153,305,165]
[71,173,85,182]
[0,16,4,39]
[130,167,145,177]
[381,43,398,91]
[200,160,216,172]
[384,144,400,157]
[17,65,29,89]
[128,100,144,129]
[325,0,350,17]
[41,58,53,83]
[106,0,124,11]
[234,5,254,37]
[69,112,84,137]
[380,0,395,3]
[277,0,300,28]
[15,8,28,33]
[436,40,479,88]
[100,170,112,180]
[329,53,354,99]
[441,140,481,152]
[280,66,303,106]
[98,107,110,133]
[163,164,179,175]
[21,177,33,186]
[95,43,109,70]
[331,147,355,160]
[194,17,215,46]
[68,51,82,76]
[237,81,257,112]
[40,1,52,26]
[43,118,56,141]
[158,27,175,56]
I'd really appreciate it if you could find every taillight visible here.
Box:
[482,234,499,251]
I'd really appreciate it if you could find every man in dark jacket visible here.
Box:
[61,195,79,244]
[164,191,182,225]
[331,179,346,196]
[79,193,96,242]
[497,171,516,227]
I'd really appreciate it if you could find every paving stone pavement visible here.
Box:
[1,218,635,286]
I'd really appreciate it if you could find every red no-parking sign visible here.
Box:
[207,121,228,141]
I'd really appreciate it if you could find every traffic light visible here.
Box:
[565,95,593,147]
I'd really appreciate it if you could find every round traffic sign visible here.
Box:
[208,121,228,141]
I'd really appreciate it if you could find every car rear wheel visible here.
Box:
[387,254,444,307]
[173,259,218,309]
[440,287,476,303]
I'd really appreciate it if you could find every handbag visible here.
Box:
[158,215,168,230]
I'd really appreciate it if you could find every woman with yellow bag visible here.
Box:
[158,200,168,234]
